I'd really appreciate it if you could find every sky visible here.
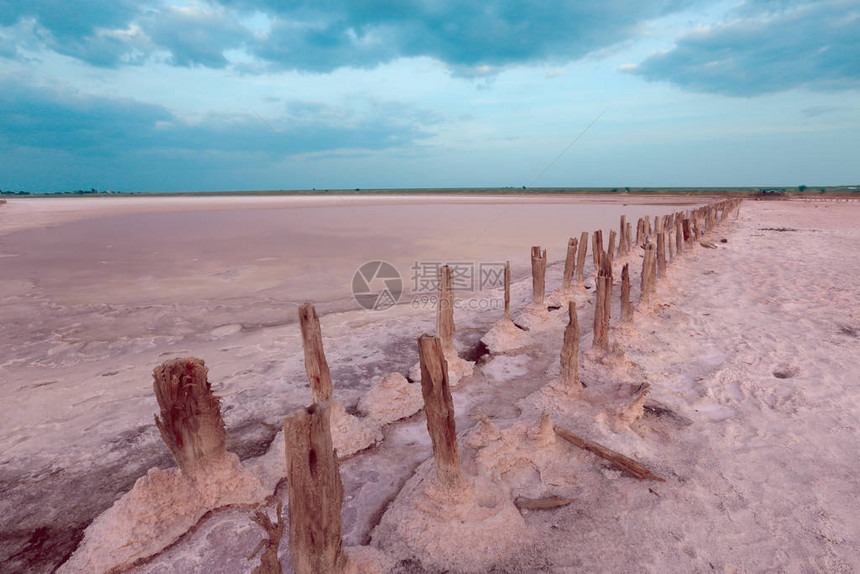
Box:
[0,0,858,192]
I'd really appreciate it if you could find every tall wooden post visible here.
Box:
[503,261,511,322]
[417,335,462,488]
[626,222,633,254]
[640,242,656,305]
[675,217,684,255]
[593,230,604,269]
[438,265,456,354]
[560,301,582,391]
[635,218,644,247]
[618,215,628,256]
[531,246,547,305]
[562,237,578,290]
[607,230,617,264]
[283,402,346,574]
[656,230,667,279]
[593,258,612,350]
[575,231,588,284]
[299,302,333,403]
[620,263,633,323]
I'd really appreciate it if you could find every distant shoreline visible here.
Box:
[2,185,858,198]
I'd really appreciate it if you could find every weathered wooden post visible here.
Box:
[283,402,346,574]
[675,217,684,255]
[620,263,633,323]
[618,215,628,256]
[562,237,578,290]
[626,222,633,253]
[531,246,547,305]
[593,257,612,350]
[575,231,588,284]
[592,230,603,269]
[635,218,644,247]
[438,265,456,355]
[640,242,656,305]
[153,357,227,476]
[682,218,692,248]
[560,301,582,391]
[299,302,334,403]
[607,230,617,264]
[417,335,463,488]
[503,261,511,322]
[656,230,667,279]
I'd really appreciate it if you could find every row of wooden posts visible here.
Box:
[155,199,741,574]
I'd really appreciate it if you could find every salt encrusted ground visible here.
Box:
[3,197,859,572]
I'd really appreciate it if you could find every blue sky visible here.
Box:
[0,0,858,192]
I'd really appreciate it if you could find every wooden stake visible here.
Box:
[562,237,578,290]
[554,424,665,482]
[626,222,633,254]
[153,357,227,476]
[635,218,644,247]
[618,215,628,256]
[640,242,656,305]
[560,301,582,390]
[592,230,604,269]
[283,402,346,574]
[531,246,547,305]
[504,261,511,322]
[575,231,588,284]
[620,263,633,323]
[437,265,456,354]
[675,217,684,255]
[607,230,617,264]
[418,335,462,488]
[299,302,334,403]
[656,230,667,279]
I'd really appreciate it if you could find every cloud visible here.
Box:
[0,84,435,159]
[631,1,860,96]
[0,0,694,73]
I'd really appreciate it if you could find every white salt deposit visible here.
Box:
[358,372,423,425]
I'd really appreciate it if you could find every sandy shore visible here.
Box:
[2,198,859,572]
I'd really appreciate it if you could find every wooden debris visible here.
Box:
[299,302,334,403]
[514,496,578,511]
[418,335,463,488]
[699,240,718,249]
[283,402,347,574]
[554,424,665,482]
[153,357,227,476]
[248,502,285,574]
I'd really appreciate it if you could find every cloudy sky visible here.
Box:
[1,0,857,192]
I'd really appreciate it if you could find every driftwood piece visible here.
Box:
[562,237,578,289]
[514,496,578,511]
[554,424,665,482]
[248,502,285,574]
[438,265,456,354]
[575,231,588,284]
[299,302,334,403]
[283,403,346,574]
[620,263,633,323]
[531,246,547,305]
[560,301,582,390]
[153,357,227,476]
[418,335,463,488]
[699,240,718,249]
[504,261,511,321]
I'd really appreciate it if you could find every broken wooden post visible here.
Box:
[620,263,633,323]
[560,300,582,391]
[531,246,547,305]
[682,218,692,247]
[503,261,511,322]
[635,217,645,246]
[607,230,617,264]
[438,265,456,355]
[675,216,684,255]
[640,242,656,305]
[153,358,227,476]
[656,230,667,279]
[593,257,612,350]
[418,335,463,488]
[554,424,665,481]
[618,215,628,256]
[299,302,334,403]
[562,237,578,290]
[592,230,604,269]
[283,402,347,574]
[626,222,633,253]
[575,231,588,284]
